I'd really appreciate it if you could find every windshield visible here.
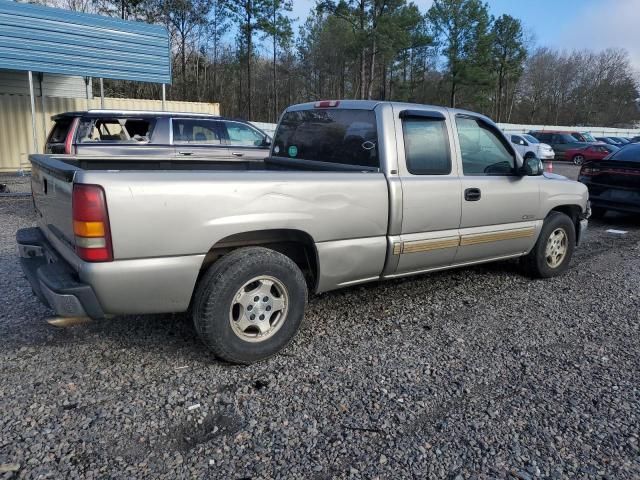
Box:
[581,132,596,142]
[522,134,539,144]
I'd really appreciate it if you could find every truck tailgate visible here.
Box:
[30,155,79,254]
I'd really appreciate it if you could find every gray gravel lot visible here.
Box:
[1,169,639,479]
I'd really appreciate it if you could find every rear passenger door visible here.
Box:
[220,120,270,161]
[75,117,172,156]
[392,107,462,275]
[454,115,540,264]
[171,118,230,160]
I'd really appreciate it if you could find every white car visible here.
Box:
[511,134,555,161]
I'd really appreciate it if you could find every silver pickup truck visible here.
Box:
[17,100,589,364]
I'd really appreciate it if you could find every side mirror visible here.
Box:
[262,136,272,147]
[521,156,543,176]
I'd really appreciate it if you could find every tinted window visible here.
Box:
[173,119,222,144]
[273,109,378,168]
[609,144,640,161]
[522,134,539,143]
[77,118,154,143]
[47,118,72,143]
[456,116,515,175]
[223,121,265,146]
[402,117,450,175]
[535,132,552,143]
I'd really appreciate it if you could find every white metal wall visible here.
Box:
[498,123,640,137]
[0,95,220,172]
[253,121,640,138]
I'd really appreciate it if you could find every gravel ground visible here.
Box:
[1,177,639,479]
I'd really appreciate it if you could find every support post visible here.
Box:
[85,76,91,110]
[162,84,166,110]
[38,73,47,149]
[100,78,105,109]
[28,71,39,153]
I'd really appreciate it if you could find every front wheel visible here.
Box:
[573,154,585,166]
[192,247,307,364]
[522,212,576,278]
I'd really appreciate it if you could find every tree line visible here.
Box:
[41,0,640,126]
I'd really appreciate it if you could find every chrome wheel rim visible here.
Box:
[229,276,289,343]
[574,155,584,165]
[545,228,568,268]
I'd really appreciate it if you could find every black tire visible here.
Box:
[192,247,307,364]
[590,206,607,219]
[522,212,576,278]
[524,152,537,161]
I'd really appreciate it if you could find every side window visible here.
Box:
[402,116,451,175]
[511,135,522,145]
[77,118,153,143]
[172,119,222,144]
[223,121,265,146]
[456,116,515,176]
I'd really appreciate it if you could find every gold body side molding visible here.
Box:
[393,226,536,255]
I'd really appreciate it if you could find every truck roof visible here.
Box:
[284,100,494,125]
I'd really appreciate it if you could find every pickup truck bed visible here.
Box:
[18,100,589,364]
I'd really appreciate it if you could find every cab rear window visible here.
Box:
[272,109,379,168]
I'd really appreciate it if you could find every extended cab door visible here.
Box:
[453,114,540,264]
[391,107,462,275]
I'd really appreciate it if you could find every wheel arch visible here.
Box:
[197,229,319,291]
[547,205,583,244]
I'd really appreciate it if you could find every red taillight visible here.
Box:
[72,184,113,262]
[314,100,340,108]
[64,118,79,154]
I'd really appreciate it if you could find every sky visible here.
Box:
[290,0,640,70]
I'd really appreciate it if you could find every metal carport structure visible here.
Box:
[0,0,171,152]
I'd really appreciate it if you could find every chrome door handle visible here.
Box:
[231,152,244,157]
[178,151,193,156]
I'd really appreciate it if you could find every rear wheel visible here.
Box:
[522,212,576,278]
[573,154,585,166]
[192,247,307,364]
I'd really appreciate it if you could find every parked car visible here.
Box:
[529,131,591,161]
[45,110,272,163]
[609,137,631,145]
[18,100,589,364]
[510,134,555,161]
[595,137,624,146]
[578,143,640,217]
[572,131,597,143]
[630,136,640,143]
[565,144,619,165]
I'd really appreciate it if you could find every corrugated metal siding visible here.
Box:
[0,0,170,84]
[0,70,90,97]
[0,95,220,172]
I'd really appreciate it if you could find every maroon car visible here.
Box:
[566,143,619,166]
[578,144,640,217]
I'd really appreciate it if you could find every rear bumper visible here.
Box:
[17,227,105,319]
